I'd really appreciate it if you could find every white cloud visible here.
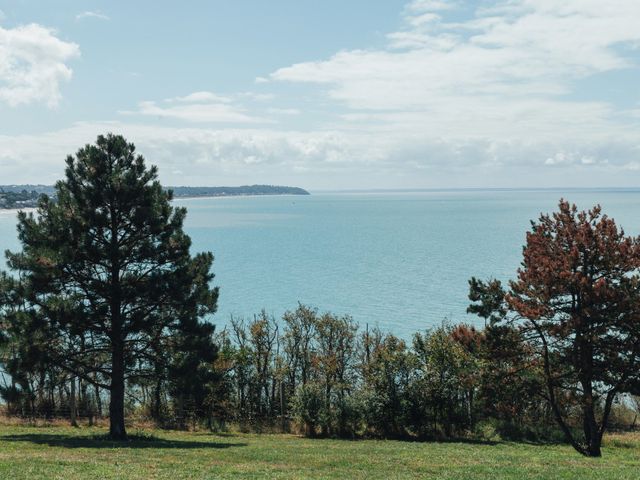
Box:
[267,108,300,115]
[121,89,285,123]
[75,11,110,21]
[407,12,442,28]
[121,101,266,124]
[120,91,270,123]
[166,91,231,103]
[407,0,456,12]
[270,0,640,143]
[0,23,80,107]
[239,91,275,101]
[545,152,604,167]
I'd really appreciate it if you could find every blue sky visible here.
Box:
[0,0,639,189]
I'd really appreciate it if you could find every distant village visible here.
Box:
[0,188,42,209]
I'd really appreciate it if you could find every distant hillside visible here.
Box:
[0,184,56,195]
[0,184,309,209]
[0,187,45,209]
[169,185,310,197]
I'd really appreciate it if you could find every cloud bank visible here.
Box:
[0,23,79,107]
[1,121,639,189]
[270,0,640,142]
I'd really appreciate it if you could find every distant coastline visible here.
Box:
[0,184,310,209]
[169,185,310,198]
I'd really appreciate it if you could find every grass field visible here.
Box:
[0,424,638,479]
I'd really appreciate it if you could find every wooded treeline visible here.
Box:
[2,302,638,443]
[0,302,547,437]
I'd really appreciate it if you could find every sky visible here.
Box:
[0,0,639,190]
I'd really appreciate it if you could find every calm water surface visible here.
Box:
[1,190,639,338]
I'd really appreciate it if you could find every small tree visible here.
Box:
[468,279,549,438]
[2,134,218,439]
[282,304,317,394]
[291,382,324,437]
[472,200,640,456]
[314,312,358,436]
[360,331,413,438]
[166,317,219,429]
[413,324,476,437]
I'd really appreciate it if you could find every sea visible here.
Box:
[1,189,640,339]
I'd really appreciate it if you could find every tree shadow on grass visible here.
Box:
[422,437,501,446]
[295,434,500,446]
[0,433,248,450]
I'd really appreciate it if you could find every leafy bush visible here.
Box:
[291,383,324,437]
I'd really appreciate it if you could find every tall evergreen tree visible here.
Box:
[2,134,218,439]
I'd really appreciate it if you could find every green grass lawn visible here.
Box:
[0,424,638,479]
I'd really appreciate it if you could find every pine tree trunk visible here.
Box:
[583,393,602,457]
[94,383,102,417]
[69,376,78,427]
[580,331,601,457]
[153,378,163,422]
[280,381,286,433]
[109,339,127,440]
[177,394,186,430]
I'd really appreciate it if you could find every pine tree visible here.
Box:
[3,134,218,439]
[472,200,640,456]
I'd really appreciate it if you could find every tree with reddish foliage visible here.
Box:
[505,200,640,456]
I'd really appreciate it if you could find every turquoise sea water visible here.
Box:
[1,189,640,338]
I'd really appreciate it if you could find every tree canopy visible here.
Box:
[1,134,219,439]
[470,199,640,456]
